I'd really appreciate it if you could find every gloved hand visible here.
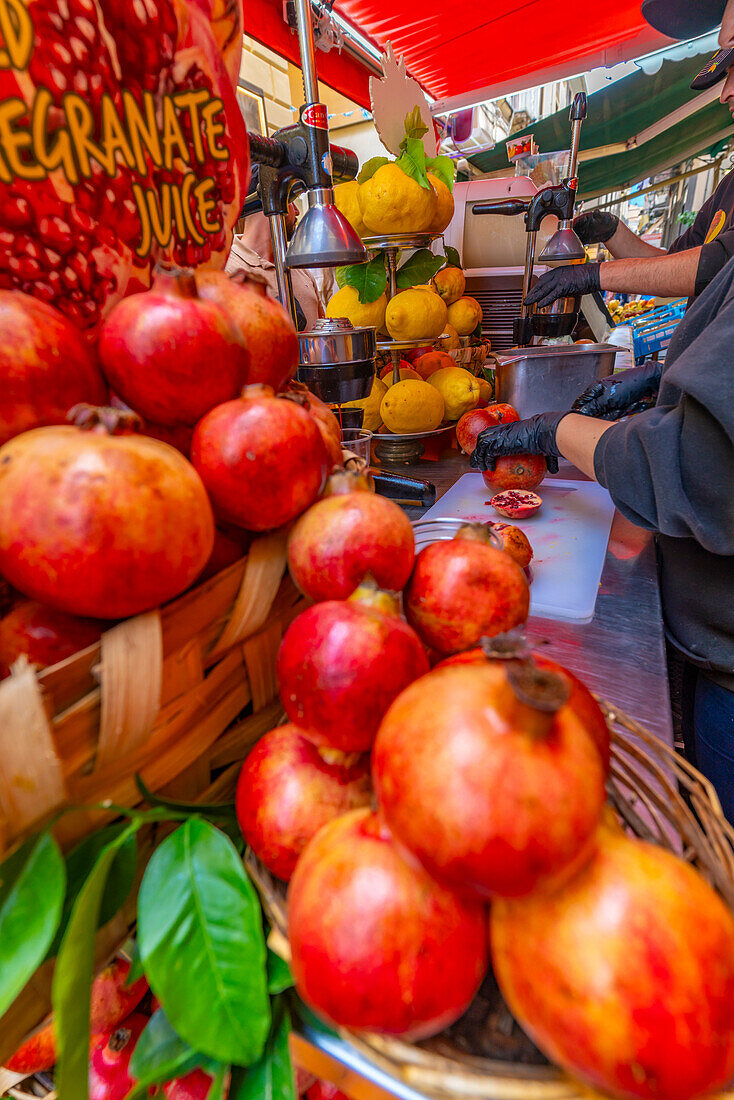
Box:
[571,361,662,420]
[524,263,601,310]
[573,210,619,245]
[470,412,566,475]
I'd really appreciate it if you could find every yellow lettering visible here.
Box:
[173,174,204,244]
[194,177,220,234]
[161,95,189,169]
[0,96,43,179]
[99,94,136,174]
[133,183,152,258]
[201,99,228,161]
[172,89,209,164]
[63,92,101,178]
[123,90,162,175]
[32,87,77,183]
[0,142,11,182]
[0,0,33,71]
[145,183,173,250]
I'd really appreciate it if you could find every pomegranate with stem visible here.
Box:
[235,724,371,880]
[373,657,606,898]
[0,405,214,619]
[89,1012,148,1100]
[288,808,488,1039]
[491,825,734,1100]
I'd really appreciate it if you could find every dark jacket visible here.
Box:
[670,168,734,296]
[593,258,734,675]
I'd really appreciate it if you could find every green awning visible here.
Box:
[468,52,732,197]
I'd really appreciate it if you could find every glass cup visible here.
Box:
[340,428,373,465]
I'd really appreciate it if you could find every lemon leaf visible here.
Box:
[335,266,349,289]
[402,107,429,144]
[425,155,455,192]
[344,255,388,303]
[396,249,446,289]
[396,139,431,190]
[357,156,389,184]
[444,245,462,269]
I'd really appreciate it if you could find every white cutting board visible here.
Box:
[421,474,615,623]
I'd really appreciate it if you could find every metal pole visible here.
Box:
[269,213,299,326]
[294,0,319,105]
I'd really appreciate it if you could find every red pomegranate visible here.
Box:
[305,1084,350,1100]
[0,292,108,446]
[489,523,533,569]
[191,386,329,532]
[481,454,546,493]
[5,958,147,1074]
[456,403,519,455]
[0,600,107,678]
[287,491,415,602]
[0,406,214,619]
[491,827,734,1100]
[89,1012,148,1100]
[373,660,606,898]
[235,724,371,880]
[490,490,542,519]
[98,269,249,427]
[277,584,430,753]
[404,525,529,655]
[288,808,488,1039]
[286,384,343,471]
[197,271,299,392]
[0,1,248,332]
[164,1068,230,1099]
[435,648,610,773]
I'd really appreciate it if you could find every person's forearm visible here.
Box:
[555,414,616,480]
[598,247,701,298]
[605,220,666,259]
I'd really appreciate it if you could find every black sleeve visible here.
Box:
[593,294,734,555]
[694,230,734,295]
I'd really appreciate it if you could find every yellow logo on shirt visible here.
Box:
[705,210,727,244]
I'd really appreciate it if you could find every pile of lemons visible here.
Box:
[334,162,453,238]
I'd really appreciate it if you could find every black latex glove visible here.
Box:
[571,361,663,420]
[470,412,566,474]
[573,210,619,245]
[524,263,601,310]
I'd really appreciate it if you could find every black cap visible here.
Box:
[691,46,734,88]
[641,0,725,39]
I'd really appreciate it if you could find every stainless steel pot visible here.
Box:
[297,317,376,403]
[494,343,621,418]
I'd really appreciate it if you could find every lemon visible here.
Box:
[326,285,387,330]
[358,163,437,235]
[342,375,387,431]
[380,379,445,434]
[435,323,461,350]
[381,365,423,387]
[334,181,367,237]
[447,296,483,336]
[385,287,448,342]
[476,376,493,404]
[428,366,480,420]
[427,173,455,233]
[434,266,465,305]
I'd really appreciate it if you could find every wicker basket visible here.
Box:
[248,700,734,1100]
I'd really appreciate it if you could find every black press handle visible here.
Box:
[472,199,529,218]
[570,92,587,122]
[371,471,437,508]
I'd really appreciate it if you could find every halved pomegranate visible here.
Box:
[490,491,542,519]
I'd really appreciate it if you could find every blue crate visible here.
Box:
[621,300,686,359]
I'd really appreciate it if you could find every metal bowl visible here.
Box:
[296,359,374,403]
[298,318,376,366]
[412,517,503,552]
[362,232,440,251]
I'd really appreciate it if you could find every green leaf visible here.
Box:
[206,1062,230,1100]
[402,107,428,144]
[135,776,236,821]
[47,824,137,959]
[343,255,387,304]
[444,245,462,269]
[0,833,65,1017]
[138,820,270,1066]
[425,155,456,192]
[126,1009,204,1098]
[267,951,293,995]
[53,823,139,1100]
[396,249,446,290]
[356,156,389,184]
[230,1004,294,1100]
[334,266,349,289]
[125,940,146,987]
[396,137,430,190]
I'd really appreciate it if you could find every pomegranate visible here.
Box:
[198,525,252,583]
[235,724,371,880]
[191,386,329,532]
[164,1068,230,1099]
[5,958,147,1074]
[321,467,374,497]
[435,648,610,773]
[0,406,214,619]
[489,523,533,569]
[0,293,108,446]
[197,272,299,392]
[0,600,107,678]
[277,583,430,753]
[373,659,606,898]
[491,827,734,1100]
[404,525,529,655]
[481,454,546,493]
[89,1012,148,1100]
[412,351,455,380]
[0,0,248,331]
[306,1084,350,1100]
[456,403,519,455]
[287,491,415,602]
[490,490,542,519]
[288,808,487,1039]
[98,269,249,427]
[286,384,343,471]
